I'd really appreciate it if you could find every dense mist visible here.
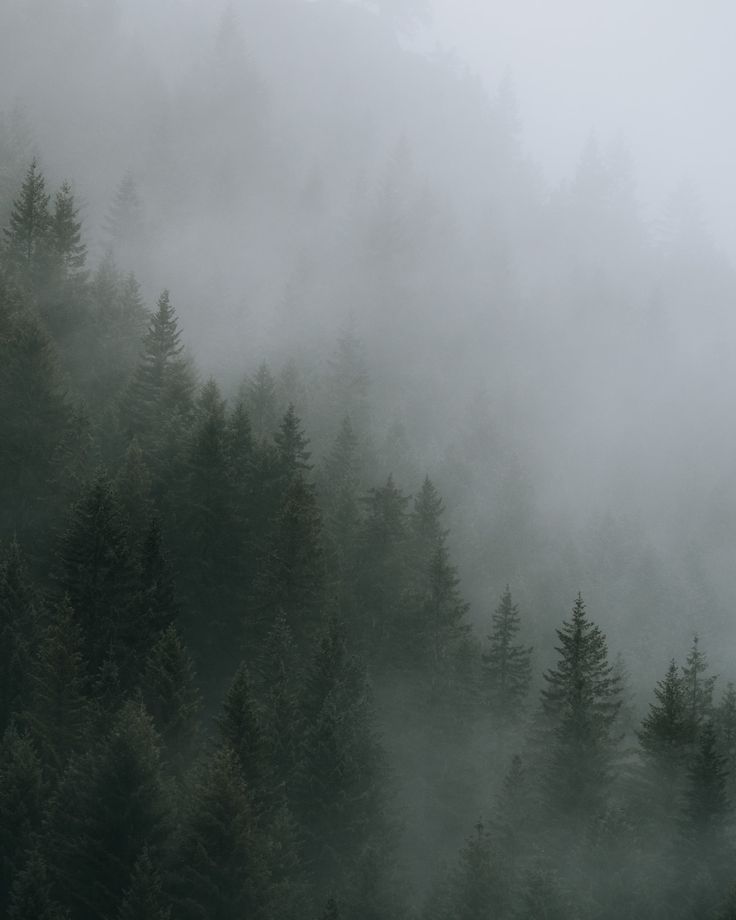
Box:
[1,2,736,918]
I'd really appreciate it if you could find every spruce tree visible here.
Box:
[539,594,621,825]
[25,598,89,774]
[638,659,695,776]
[482,587,533,722]
[139,625,201,759]
[247,362,278,441]
[116,849,171,920]
[440,820,510,920]
[49,181,86,278]
[169,746,268,920]
[681,634,716,728]
[275,403,312,479]
[217,663,269,808]
[0,726,45,915]
[48,703,170,920]
[3,158,50,284]
[7,848,69,920]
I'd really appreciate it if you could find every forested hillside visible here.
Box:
[2,1,736,918]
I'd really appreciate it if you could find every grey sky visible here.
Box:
[427,0,736,250]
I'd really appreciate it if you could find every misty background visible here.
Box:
[2,0,735,689]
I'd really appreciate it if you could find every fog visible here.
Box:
[2,1,736,917]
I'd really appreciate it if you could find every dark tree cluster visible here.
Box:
[1,157,735,920]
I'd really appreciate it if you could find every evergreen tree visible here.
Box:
[681,634,716,728]
[355,476,409,663]
[439,820,509,920]
[513,865,574,920]
[716,682,736,795]
[50,181,86,278]
[7,848,69,920]
[136,516,179,645]
[539,594,621,825]
[55,475,137,682]
[116,848,171,920]
[0,726,45,915]
[104,172,143,269]
[482,587,533,722]
[638,659,695,777]
[26,598,89,773]
[48,703,170,920]
[247,362,278,440]
[275,403,312,479]
[3,158,50,284]
[169,746,268,920]
[139,625,201,759]
[295,616,389,893]
[250,473,325,645]
[0,540,39,733]
[680,720,730,845]
[217,663,269,808]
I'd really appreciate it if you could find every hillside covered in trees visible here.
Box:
[3,2,736,919]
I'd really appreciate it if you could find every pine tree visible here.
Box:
[48,703,170,920]
[275,403,312,479]
[169,746,268,920]
[638,659,695,776]
[7,849,69,920]
[3,158,50,284]
[0,726,45,915]
[355,476,409,663]
[681,634,716,728]
[295,616,389,892]
[139,625,201,759]
[482,587,533,722]
[539,594,621,825]
[50,181,86,277]
[217,663,269,808]
[0,540,39,733]
[55,475,137,682]
[247,362,278,440]
[116,848,171,920]
[250,473,325,645]
[440,820,510,920]
[25,597,89,773]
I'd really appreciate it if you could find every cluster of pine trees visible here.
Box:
[2,158,736,920]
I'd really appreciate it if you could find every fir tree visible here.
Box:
[55,475,137,682]
[0,726,45,915]
[25,598,89,773]
[681,634,716,728]
[7,849,69,920]
[116,848,171,920]
[247,362,278,441]
[169,746,268,920]
[48,703,170,920]
[482,587,533,722]
[50,181,86,277]
[217,663,269,808]
[638,659,695,777]
[680,720,730,844]
[139,625,201,759]
[275,403,312,479]
[539,594,621,825]
[104,172,143,269]
[440,820,510,920]
[3,158,50,284]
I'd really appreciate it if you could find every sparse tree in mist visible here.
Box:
[104,172,143,267]
[681,634,717,728]
[49,181,86,279]
[482,587,533,722]
[246,363,278,441]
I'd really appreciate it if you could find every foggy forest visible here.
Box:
[2,1,736,918]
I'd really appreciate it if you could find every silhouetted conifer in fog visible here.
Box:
[539,594,621,824]
[483,587,533,720]
[275,403,313,479]
[3,158,50,285]
[49,181,86,279]
[247,362,278,441]
[681,634,717,727]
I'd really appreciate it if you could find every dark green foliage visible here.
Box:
[136,516,179,645]
[275,403,313,478]
[56,475,138,683]
[217,663,268,807]
[436,821,510,920]
[139,625,201,757]
[355,476,409,663]
[48,703,170,920]
[49,181,86,277]
[247,362,278,440]
[539,594,621,824]
[680,721,729,843]
[251,473,325,645]
[0,726,45,915]
[482,587,533,721]
[3,158,50,285]
[639,659,694,776]
[0,540,39,732]
[7,849,69,920]
[117,849,171,920]
[681,634,716,727]
[26,598,89,773]
[295,617,389,893]
[169,745,268,920]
